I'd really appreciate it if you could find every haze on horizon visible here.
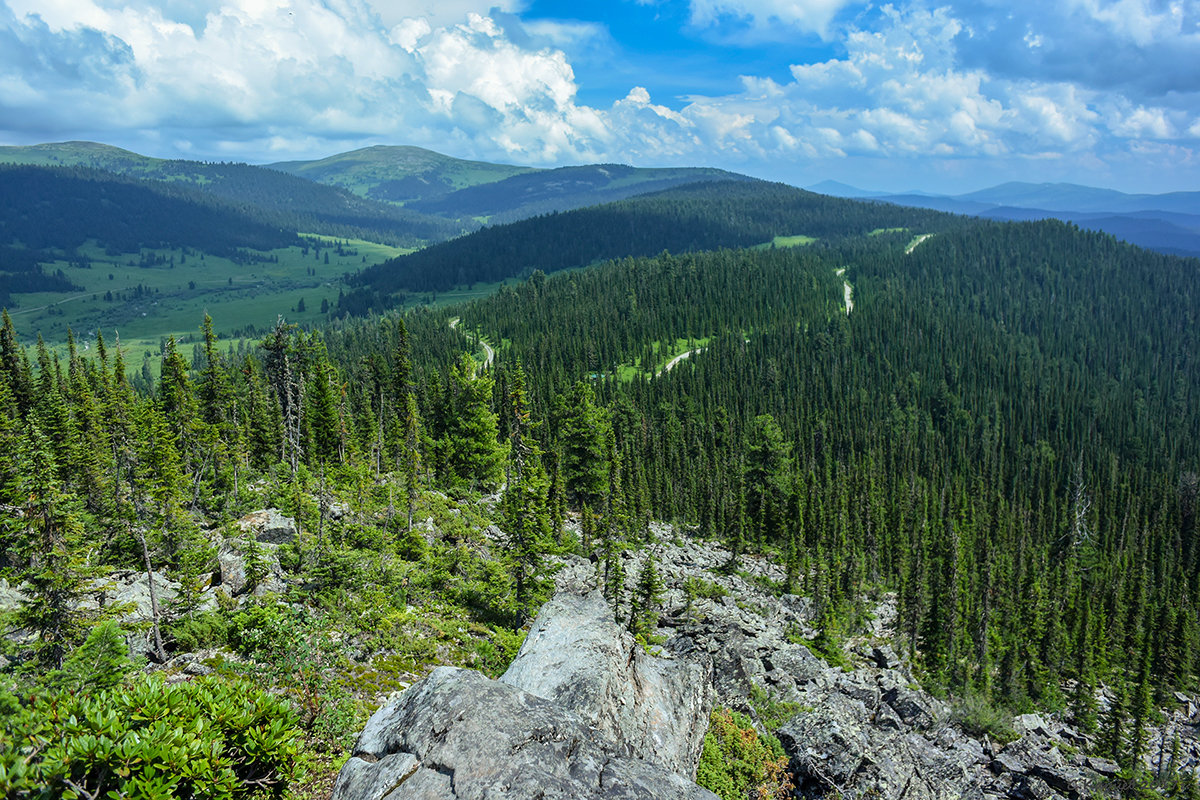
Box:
[0,0,1197,196]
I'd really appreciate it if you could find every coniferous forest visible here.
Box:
[2,188,1199,798]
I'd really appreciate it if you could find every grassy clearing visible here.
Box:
[611,337,711,381]
[753,234,817,250]
[6,234,410,363]
[868,227,908,237]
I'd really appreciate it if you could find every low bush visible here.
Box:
[696,708,793,800]
[0,674,301,798]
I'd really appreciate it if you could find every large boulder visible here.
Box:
[217,538,284,596]
[500,591,713,778]
[332,667,719,800]
[235,508,298,545]
[776,689,985,800]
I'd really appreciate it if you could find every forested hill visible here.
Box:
[0,166,305,306]
[350,181,963,299]
[0,143,467,247]
[402,163,753,223]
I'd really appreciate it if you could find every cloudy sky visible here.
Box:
[1,0,1197,193]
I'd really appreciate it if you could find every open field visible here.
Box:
[5,234,410,366]
[753,234,817,250]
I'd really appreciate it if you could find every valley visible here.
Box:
[1,141,1199,800]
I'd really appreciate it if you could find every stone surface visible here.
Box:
[500,590,712,778]
[217,538,284,596]
[235,508,298,545]
[332,667,719,800]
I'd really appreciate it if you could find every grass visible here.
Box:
[6,234,410,367]
[868,227,908,236]
[611,337,711,381]
[753,234,817,250]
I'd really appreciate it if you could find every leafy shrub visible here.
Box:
[0,674,301,798]
[953,691,1018,744]
[167,610,231,652]
[696,708,793,800]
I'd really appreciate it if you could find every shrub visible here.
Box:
[696,708,793,800]
[0,674,301,798]
[953,691,1018,744]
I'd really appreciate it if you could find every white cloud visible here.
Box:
[0,0,1197,190]
[686,0,859,37]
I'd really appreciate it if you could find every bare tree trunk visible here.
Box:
[136,527,167,663]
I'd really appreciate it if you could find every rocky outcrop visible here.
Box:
[216,538,285,596]
[500,590,713,778]
[333,667,718,800]
[333,576,717,800]
[235,508,298,545]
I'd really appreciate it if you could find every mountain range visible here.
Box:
[809,179,1200,256]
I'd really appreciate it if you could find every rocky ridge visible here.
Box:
[330,520,1200,800]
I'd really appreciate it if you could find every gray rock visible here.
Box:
[0,579,27,613]
[217,538,283,596]
[333,667,719,800]
[1084,756,1120,777]
[500,590,712,778]
[236,508,298,545]
[871,645,901,670]
[883,685,937,730]
[107,570,180,623]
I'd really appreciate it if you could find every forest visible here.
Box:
[1,196,1199,798]
[350,181,962,296]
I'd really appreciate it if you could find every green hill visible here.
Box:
[348,181,961,302]
[0,142,468,247]
[268,144,534,204]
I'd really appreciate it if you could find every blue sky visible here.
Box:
[1,0,1197,194]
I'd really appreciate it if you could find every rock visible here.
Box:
[0,579,27,613]
[777,690,983,800]
[883,685,937,730]
[107,570,180,623]
[871,644,901,670]
[332,667,719,800]
[499,590,712,778]
[236,508,297,545]
[1013,713,1052,740]
[217,538,283,596]
[1084,756,1120,777]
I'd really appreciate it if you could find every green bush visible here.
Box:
[953,691,1018,744]
[0,674,301,798]
[696,708,792,800]
[167,610,231,653]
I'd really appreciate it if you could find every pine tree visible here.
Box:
[501,362,551,618]
[629,553,665,641]
[443,354,504,492]
[12,424,90,669]
[559,381,610,510]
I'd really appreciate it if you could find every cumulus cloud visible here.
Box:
[0,0,1197,189]
[686,0,859,38]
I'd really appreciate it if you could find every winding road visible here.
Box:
[905,233,934,254]
[449,317,495,371]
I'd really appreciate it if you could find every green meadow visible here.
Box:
[6,234,409,366]
[753,234,817,250]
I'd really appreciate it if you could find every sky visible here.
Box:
[1,0,1198,194]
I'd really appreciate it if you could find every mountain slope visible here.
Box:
[0,142,467,246]
[268,145,534,204]
[352,181,963,297]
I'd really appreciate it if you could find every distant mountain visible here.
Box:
[804,180,889,198]
[271,146,753,222]
[267,145,534,205]
[0,142,467,247]
[407,163,754,223]
[804,179,1200,257]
